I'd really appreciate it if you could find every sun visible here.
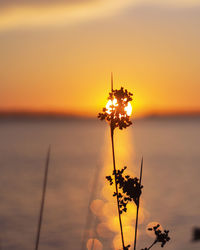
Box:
[106,98,132,117]
[125,102,132,116]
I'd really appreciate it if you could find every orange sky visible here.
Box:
[0,0,200,118]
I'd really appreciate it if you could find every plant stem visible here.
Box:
[110,125,125,249]
[35,146,51,250]
[147,240,157,250]
[133,157,143,250]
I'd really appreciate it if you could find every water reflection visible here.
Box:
[90,128,147,249]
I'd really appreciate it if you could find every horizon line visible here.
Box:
[0,109,200,120]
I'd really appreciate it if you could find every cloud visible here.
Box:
[0,0,88,7]
[0,0,136,31]
[0,0,200,8]
[0,0,200,32]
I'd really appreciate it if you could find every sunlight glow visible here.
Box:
[97,130,146,249]
[87,238,103,250]
[106,98,132,117]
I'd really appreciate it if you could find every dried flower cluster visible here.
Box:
[106,167,143,214]
[141,224,170,250]
[98,87,133,129]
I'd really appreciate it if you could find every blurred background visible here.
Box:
[0,0,200,249]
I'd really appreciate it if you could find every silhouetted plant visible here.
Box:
[192,227,200,241]
[141,224,170,250]
[106,166,143,214]
[98,87,133,130]
[35,146,51,250]
[98,76,170,250]
[98,78,133,249]
[124,244,131,250]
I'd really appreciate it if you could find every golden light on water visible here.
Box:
[89,129,148,249]
[90,199,104,217]
[106,98,132,117]
[101,130,138,249]
[87,238,103,250]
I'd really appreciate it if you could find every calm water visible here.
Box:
[0,118,199,250]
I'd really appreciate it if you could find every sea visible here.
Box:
[0,117,199,250]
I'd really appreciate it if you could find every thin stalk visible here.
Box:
[35,146,51,250]
[110,126,125,249]
[146,240,157,250]
[91,238,95,250]
[80,164,101,250]
[111,72,114,91]
[133,157,143,250]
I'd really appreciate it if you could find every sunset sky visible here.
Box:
[0,0,200,117]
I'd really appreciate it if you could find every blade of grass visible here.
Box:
[35,145,51,250]
[80,164,101,250]
[133,157,143,250]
